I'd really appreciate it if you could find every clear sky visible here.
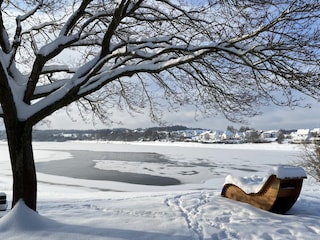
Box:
[38,95,320,131]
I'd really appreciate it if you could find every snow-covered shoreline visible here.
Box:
[0,141,319,239]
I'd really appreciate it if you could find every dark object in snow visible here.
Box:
[0,192,7,211]
[221,169,307,214]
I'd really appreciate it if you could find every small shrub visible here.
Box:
[300,143,320,182]
[276,132,285,144]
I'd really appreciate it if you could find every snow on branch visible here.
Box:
[78,46,216,95]
[41,65,76,74]
[0,0,319,125]
[59,0,92,37]
[33,79,69,99]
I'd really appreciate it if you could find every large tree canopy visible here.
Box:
[1,0,319,124]
[0,0,319,210]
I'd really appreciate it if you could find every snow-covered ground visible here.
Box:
[0,141,319,239]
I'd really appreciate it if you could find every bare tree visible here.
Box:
[300,143,320,182]
[0,0,319,211]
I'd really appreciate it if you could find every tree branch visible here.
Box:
[100,0,143,57]
[0,4,10,53]
[59,0,93,36]
[0,0,317,126]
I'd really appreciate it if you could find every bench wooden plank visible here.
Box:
[221,174,305,214]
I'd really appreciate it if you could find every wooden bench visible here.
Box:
[221,167,306,214]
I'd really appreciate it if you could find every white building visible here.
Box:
[198,130,222,143]
[310,128,320,143]
[221,130,235,140]
[290,129,311,143]
[261,130,280,142]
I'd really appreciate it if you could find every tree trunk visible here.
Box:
[5,121,37,211]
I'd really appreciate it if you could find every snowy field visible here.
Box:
[0,141,320,239]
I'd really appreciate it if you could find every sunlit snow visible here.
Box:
[0,141,319,240]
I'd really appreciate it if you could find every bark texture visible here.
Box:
[5,120,37,210]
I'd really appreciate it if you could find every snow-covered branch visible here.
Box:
[0,10,10,53]
[33,79,69,99]
[0,0,318,126]
[59,0,93,37]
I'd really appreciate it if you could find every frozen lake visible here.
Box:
[36,150,181,185]
[30,141,302,192]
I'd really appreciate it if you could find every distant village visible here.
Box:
[1,126,318,144]
[193,128,320,144]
